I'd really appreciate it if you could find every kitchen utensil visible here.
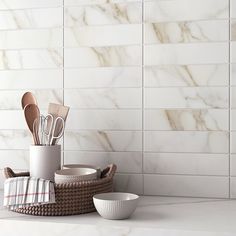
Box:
[21,92,37,109]
[30,145,61,181]
[63,164,101,179]
[42,114,65,145]
[24,104,40,145]
[93,192,139,220]
[48,103,69,145]
[54,168,97,184]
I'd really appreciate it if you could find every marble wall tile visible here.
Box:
[114,173,143,195]
[0,8,63,30]
[0,49,63,70]
[65,46,141,67]
[230,64,236,86]
[64,67,141,88]
[231,0,236,18]
[230,178,236,198]
[145,0,229,23]
[0,70,63,89]
[230,87,236,108]
[144,175,229,198]
[144,109,228,131]
[0,150,29,169]
[144,153,228,175]
[64,25,141,47]
[64,151,142,173]
[232,42,236,63]
[0,111,27,129]
[232,20,236,41]
[231,110,236,130]
[64,130,142,151]
[66,110,142,130]
[145,65,229,87]
[230,154,236,176]
[64,0,141,6]
[64,88,141,109]
[0,0,62,9]
[230,132,236,153]
[0,130,31,149]
[0,29,63,49]
[145,21,229,44]
[144,131,229,153]
[0,90,62,110]
[145,43,228,65]
[64,3,142,26]
[145,88,228,109]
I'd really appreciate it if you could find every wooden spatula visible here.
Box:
[48,103,70,145]
[24,104,40,145]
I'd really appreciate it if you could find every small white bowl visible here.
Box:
[63,164,101,179]
[93,192,139,220]
[55,168,97,184]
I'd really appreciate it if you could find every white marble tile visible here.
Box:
[231,0,236,18]
[0,49,63,70]
[0,0,62,9]
[145,20,229,44]
[145,43,229,65]
[64,67,142,88]
[232,64,236,86]
[66,110,142,130]
[64,130,142,151]
[114,173,143,195]
[145,109,228,131]
[144,131,229,153]
[64,0,141,6]
[0,111,26,129]
[145,0,229,22]
[232,20,236,41]
[0,29,63,49]
[64,151,142,173]
[0,150,29,169]
[144,153,228,176]
[0,8,63,30]
[65,3,141,26]
[64,88,141,109]
[144,175,229,198]
[145,88,228,109]
[230,154,236,176]
[0,70,63,89]
[0,130,31,149]
[145,65,229,87]
[0,90,62,110]
[230,132,236,153]
[65,24,141,47]
[231,42,236,63]
[230,87,236,108]
[65,46,141,67]
[231,110,236,130]
[230,177,236,198]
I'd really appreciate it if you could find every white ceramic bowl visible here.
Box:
[63,164,101,179]
[54,168,97,184]
[93,192,139,220]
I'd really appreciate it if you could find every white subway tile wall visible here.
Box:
[0,0,234,198]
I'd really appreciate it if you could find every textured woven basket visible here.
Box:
[3,164,116,216]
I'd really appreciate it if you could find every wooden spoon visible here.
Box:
[24,104,40,145]
[21,92,37,109]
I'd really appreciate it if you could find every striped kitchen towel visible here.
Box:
[4,176,55,210]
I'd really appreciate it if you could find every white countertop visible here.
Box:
[1,191,236,236]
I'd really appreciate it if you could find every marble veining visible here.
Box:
[145,20,228,44]
[145,109,228,131]
[145,65,228,87]
[65,3,141,26]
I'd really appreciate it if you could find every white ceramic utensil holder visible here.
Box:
[30,145,61,181]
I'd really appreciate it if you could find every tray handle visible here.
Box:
[101,164,117,179]
[4,167,29,179]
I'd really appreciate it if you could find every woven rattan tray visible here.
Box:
[3,164,117,216]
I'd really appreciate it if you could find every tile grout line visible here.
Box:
[142,0,144,195]
[229,0,231,198]
[62,0,65,166]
